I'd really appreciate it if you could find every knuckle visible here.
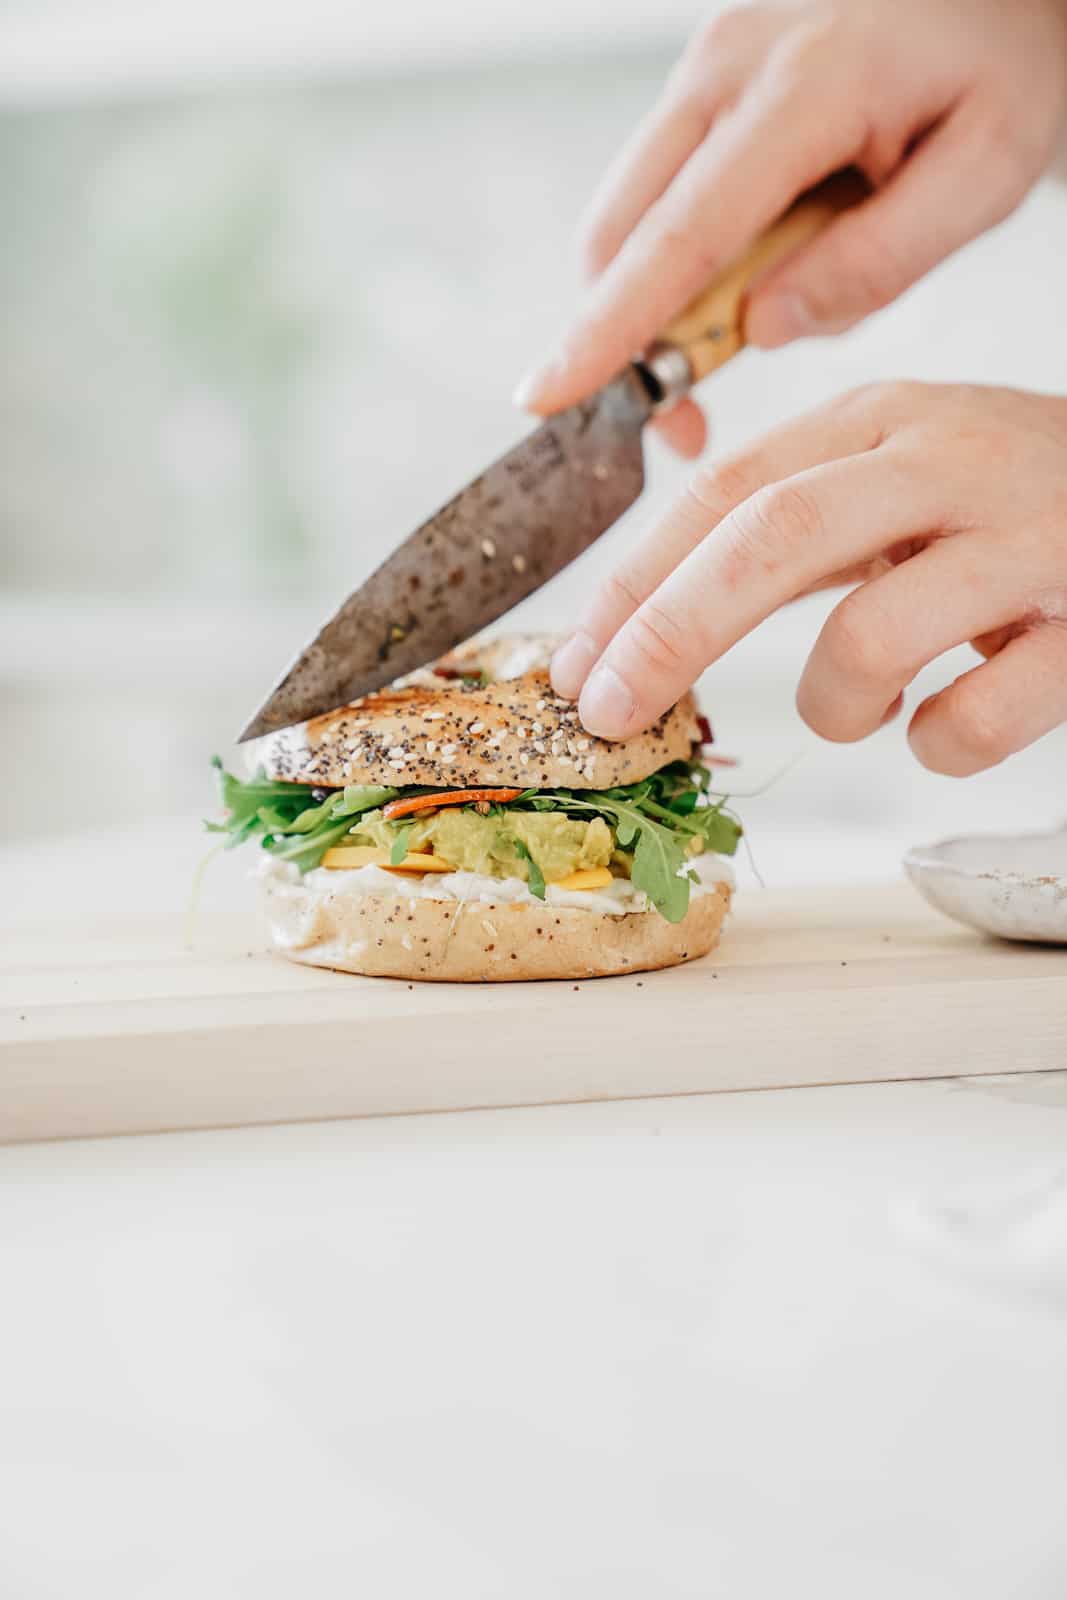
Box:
[689,453,756,516]
[795,681,865,744]
[943,679,1010,769]
[840,379,929,428]
[879,378,929,411]
[763,16,840,92]
[688,8,754,61]
[794,677,838,740]
[654,219,723,286]
[750,480,826,547]
[820,593,896,688]
[795,693,824,737]
[623,600,696,679]
[600,567,645,620]
[834,381,885,425]
[767,23,821,78]
[975,111,1047,217]
[717,481,825,588]
[832,225,914,314]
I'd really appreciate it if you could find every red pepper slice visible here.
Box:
[382,787,525,821]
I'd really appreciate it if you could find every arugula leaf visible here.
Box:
[390,824,413,866]
[211,760,317,832]
[334,785,398,818]
[269,816,359,872]
[614,816,640,851]
[207,762,399,872]
[511,837,546,900]
[632,824,690,923]
[691,803,743,856]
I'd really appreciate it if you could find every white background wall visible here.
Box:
[2,0,1066,870]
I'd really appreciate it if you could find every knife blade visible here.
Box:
[239,370,652,741]
[239,171,866,741]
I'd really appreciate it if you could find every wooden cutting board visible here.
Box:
[2,883,1064,1144]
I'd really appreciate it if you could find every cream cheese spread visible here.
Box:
[257,851,734,948]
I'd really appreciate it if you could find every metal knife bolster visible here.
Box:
[634,345,697,412]
[634,170,870,411]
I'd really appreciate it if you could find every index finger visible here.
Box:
[576,449,944,739]
[517,51,853,416]
[580,13,773,277]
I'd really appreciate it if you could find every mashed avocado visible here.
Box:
[351,807,615,884]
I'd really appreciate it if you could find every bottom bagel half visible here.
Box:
[262,869,732,982]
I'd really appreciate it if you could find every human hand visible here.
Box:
[551,382,1067,776]
[515,0,1067,458]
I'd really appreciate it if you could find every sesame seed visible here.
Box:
[558,754,573,765]
[532,720,544,735]
[425,740,437,754]
[470,721,484,735]
[533,740,546,754]
[389,760,406,771]
[424,711,445,721]
[441,752,456,764]
[480,537,496,559]
[520,753,530,766]
[536,699,546,712]
[576,738,591,750]
[441,743,456,756]
[512,553,527,573]
[387,746,406,760]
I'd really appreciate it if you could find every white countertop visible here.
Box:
[2,822,1067,1595]
[1,1079,1065,1597]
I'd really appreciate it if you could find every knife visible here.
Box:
[239,170,865,741]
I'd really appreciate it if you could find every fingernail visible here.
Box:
[551,631,600,699]
[748,289,818,348]
[512,361,559,413]
[579,664,635,739]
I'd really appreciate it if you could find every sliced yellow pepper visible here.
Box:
[550,867,614,892]
[321,846,455,874]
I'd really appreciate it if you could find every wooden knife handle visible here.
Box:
[651,169,868,389]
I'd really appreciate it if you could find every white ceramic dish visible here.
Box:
[904,830,1067,944]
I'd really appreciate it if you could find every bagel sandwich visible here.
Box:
[210,635,741,982]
